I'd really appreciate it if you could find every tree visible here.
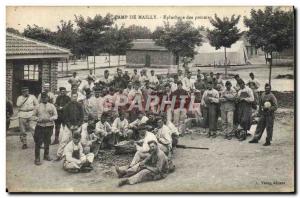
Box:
[75,14,114,72]
[6,27,21,35]
[153,20,203,69]
[102,25,133,66]
[23,24,56,44]
[126,25,152,39]
[53,20,78,56]
[114,25,133,65]
[207,14,243,78]
[244,6,294,84]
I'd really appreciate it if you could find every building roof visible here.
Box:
[129,39,168,51]
[6,32,72,59]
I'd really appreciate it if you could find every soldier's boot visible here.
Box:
[115,166,127,178]
[206,130,211,138]
[118,178,129,187]
[51,136,59,145]
[211,131,217,138]
[249,139,259,143]
[263,141,271,146]
[20,133,28,150]
[34,145,42,166]
[238,130,247,141]
[43,146,52,161]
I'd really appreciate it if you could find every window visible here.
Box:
[23,64,39,80]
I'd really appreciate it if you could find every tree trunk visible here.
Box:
[118,55,120,66]
[269,52,273,85]
[61,61,64,77]
[87,56,89,69]
[108,53,111,67]
[264,52,268,64]
[93,51,96,75]
[175,55,179,71]
[224,47,228,78]
[66,59,69,76]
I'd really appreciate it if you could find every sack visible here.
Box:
[114,140,136,154]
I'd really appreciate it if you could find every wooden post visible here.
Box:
[224,47,228,78]
[93,51,96,74]
[66,59,69,76]
[87,56,89,69]
[61,61,64,77]
[108,53,111,67]
[269,52,272,85]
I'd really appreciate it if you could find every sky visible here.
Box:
[6,6,291,32]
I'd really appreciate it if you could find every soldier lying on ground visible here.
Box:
[116,140,169,187]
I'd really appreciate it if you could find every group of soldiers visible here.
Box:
[9,66,278,186]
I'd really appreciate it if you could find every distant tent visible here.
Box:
[192,40,249,67]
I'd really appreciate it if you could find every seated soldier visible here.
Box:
[128,112,149,139]
[55,124,81,161]
[95,112,114,149]
[166,117,180,149]
[116,140,169,186]
[81,117,101,157]
[153,118,172,156]
[112,112,133,144]
[63,132,94,173]
[127,125,157,169]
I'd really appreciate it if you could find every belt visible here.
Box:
[19,109,33,112]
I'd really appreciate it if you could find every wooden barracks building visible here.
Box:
[126,39,176,68]
[6,32,71,104]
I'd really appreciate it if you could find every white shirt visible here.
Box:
[99,76,113,84]
[201,89,219,107]
[95,120,111,136]
[156,125,172,147]
[80,123,93,147]
[166,120,179,136]
[103,94,114,112]
[129,116,149,128]
[247,78,260,90]
[37,91,56,103]
[183,77,195,91]
[148,75,159,85]
[80,81,95,94]
[138,131,157,152]
[16,94,39,118]
[128,89,143,102]
[63,141,84,163]
[112,117,129,133]
[238,86,254,103]
[170,82,178,92]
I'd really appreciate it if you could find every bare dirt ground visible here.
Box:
[6,108,294,192]
[57,64,294,92]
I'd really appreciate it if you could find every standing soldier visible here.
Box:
[6,99,13,131]
[131,69,140,83]
[170,81,190,135]
[247,72,260,91]
[68,72,82,88]
[201,80,219,138]
[235,80,254,141]
[219,81,236,139]
[249,83,278,146]
[32,92,57,165]
[52,87,71,145]
[16,87,39,149]
[37,83,55,103]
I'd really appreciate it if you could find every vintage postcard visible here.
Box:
[6,6,295,192]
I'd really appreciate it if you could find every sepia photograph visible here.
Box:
[5,6,295,192]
